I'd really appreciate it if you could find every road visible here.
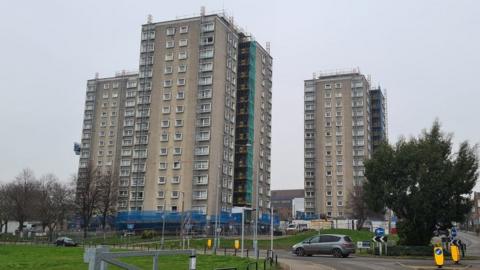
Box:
[457,231,480,257]
[277,249,480,270]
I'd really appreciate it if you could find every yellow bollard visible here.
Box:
[450,244,460,264]
[234,240,240,250]
[434,247,444,268]
[207,239,212,249]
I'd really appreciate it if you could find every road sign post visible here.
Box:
[372,235,388,256]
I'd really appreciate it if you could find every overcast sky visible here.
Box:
[0,0,479,191]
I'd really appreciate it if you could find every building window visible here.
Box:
[165,52,174,61]
[199,49,214,59]
[200,62,213,72]
[157,191,165,198]
[200,36,214,45]
[160,105,170,114]
[174,131,183,141]
[164,80,172,87]
[176,105,184,113]
[193,190,208,200]
[172,176,181,184]
[175,119,184,127]
[176,91,185,100]
[161,120,169,127]
[166,40,174,48]
[177,78,186,86]
[178,51,187,60]
[199,89,212,99]
[160,148,168,156]
[178,64,187,73]
[179,39,188,47]
[164,66,173,74]
[174,147,182,155]
[159,162,167,170]
[163,93,171,100]
[194,160,209,170]
[173,161,181,169]
[201,22,214,32]
[158,177,166,184]
[179,25,188,33]
[166,27,175,35]
[160,132,169,142]
[194,175,208,185]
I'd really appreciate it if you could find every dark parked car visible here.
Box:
[55,237,78,247]
[292,234,355,257]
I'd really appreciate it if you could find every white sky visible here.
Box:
[0,0,479,191]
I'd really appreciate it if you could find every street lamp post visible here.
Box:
[243,143,259,259]
[270,206,274,253]
[254,168,259,259]
[240,207,253,258]
[161,200,166,249]
[180,191,185,249]
[241,208,245,258]
[213,165,221,254]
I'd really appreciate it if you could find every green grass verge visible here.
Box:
[0,245,277,270]
[137,229,377,251]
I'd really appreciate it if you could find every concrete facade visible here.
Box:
[304,70,385,218]
[78,13,272,217]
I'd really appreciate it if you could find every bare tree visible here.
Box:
[5,168,40,233]
[346,186,384,230]
[74,165,101,239]
[37,174,75,240]
[97,170,117,231]
[0,184,12,233]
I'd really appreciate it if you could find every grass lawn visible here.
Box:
[0,245,275,270]
[138,228,377,251]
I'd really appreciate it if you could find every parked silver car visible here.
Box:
[292,234,355,257]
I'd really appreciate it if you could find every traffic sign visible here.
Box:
[372,236,388,243]
[357,241,371,249]
[451,227,457,238]
[375,228,385,236]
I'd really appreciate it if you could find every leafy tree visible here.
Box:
[364,121,478,245]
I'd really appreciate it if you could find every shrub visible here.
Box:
[141,230,157,239]
[379,245,432,256]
